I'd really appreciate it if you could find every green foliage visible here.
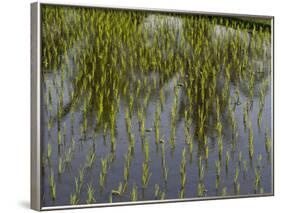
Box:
[86,185,96,204]
[131,184,138,201]
[41,5,272,204]
[49,169,56,200]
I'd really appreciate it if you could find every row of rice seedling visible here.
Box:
[41,4,272,205]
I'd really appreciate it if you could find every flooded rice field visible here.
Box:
[40,5,273,207]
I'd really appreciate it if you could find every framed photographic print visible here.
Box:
[31,2,274,211]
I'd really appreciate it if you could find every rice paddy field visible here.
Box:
[40,4,273,207]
